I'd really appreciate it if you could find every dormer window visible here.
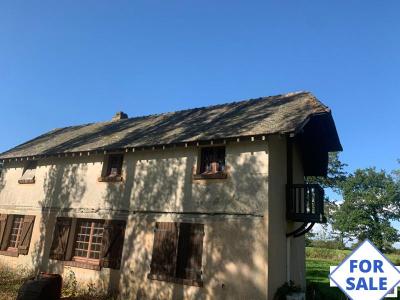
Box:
[98,154,123,182]
[193,146,227,180]
[18,161,37,184]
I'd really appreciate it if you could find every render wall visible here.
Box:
[267,135,306,300]
[0,140,269,300]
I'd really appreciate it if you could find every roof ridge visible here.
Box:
[0,90,338,160]
[103,90,311,124]
[51,91,312,130]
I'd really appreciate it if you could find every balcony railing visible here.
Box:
[286,184,326,223]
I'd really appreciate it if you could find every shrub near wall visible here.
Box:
[0,264,34,300]
[0,264,118,300]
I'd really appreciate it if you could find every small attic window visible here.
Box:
[193,147,227,180]
[18,161,37,184]
[98,154,123,182]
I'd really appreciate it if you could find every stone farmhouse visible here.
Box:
[0,91,341,299]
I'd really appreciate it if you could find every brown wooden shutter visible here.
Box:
[216,147,225,172]
[0,215,14,251]
[0,214,7,249]
[18,215,35,255]
[49,218,72,260]
[176,223,204,282]
[149,222,178,278]
[64,218,77,261]
[100,219,126,269]
[200,148,211,173]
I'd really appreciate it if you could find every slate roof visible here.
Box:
[0,91,341,159]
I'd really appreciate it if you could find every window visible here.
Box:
[98,154,123,182]
[148,222,204,287]
[18,161,37,184]
[73,220,104,264]
[194,146,227,180]
[0,214,35,257]
[106,155,123,177]
[7,215,24,250]
[50,218,126,270]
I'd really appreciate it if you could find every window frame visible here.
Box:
[50,217,126,271]
[98,154,124,182]
[6,215,24,252]
[193,146,227,180]
[0,214,35,257]
[72,219,104,266]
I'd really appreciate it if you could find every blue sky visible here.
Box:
[0,0,399,175]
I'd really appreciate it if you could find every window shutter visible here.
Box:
[18,215,35,255]
[100,220,126,269]
[49,218,72,260]
[200,148,211,173]
[64,218,77,261]
[18,161,37,184]
[0,214,7,249]
[176,223,204,281]
[149,222,178,278]
[216,147,225,171]
[0,215,14,251]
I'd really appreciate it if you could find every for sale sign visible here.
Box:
[329,239,400,300]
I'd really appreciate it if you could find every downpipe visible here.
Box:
[287,236,291,282]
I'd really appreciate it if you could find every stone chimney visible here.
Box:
[112,111,128,121]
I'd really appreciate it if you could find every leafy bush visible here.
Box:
[0,264,34,300]
[62,269,78,298]
[60,269,118,300]
[306,281,324,300]
[274,281,302,300]
[0,264,118,300]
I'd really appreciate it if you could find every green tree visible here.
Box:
[307,152,348,193]
[333,168,400,251]
[306,152,348,247]
[393,159,400,182]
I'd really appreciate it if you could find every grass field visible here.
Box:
[306,257,348,299]
[306,247,400,299]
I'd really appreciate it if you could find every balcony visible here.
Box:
[286,184,326,223]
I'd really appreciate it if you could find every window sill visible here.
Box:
[147,273,203,287]
[18,179,35,184]
[64,260,101,271]
[192,172,228,180]
[0,250,19,257]
[97,176,123,182]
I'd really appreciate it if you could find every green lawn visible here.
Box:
[306,257,348,299]
[306,247,400,299]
